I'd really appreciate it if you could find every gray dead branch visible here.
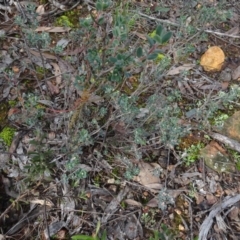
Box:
[199,194,240,240]
[5,205,47,236]
[210,132,240,153]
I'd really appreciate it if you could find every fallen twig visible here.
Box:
[210,132,240,153]
[199,194,240,240]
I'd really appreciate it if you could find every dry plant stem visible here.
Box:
[212,33,240,50]
[199,194,240,240]
[210,132,240,153]
[137,11,179,27]
[137,11,240,39]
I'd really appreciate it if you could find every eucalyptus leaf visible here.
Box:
[161,32,172,44]
[156,25,164,36]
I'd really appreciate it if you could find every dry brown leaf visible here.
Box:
[29,49,58,60]
[36,5,45,15]
[198,83,222,90]
[195,193,205,205]
[146,197,158,207]
[124,199,142,207]
[35,27,71,33]
[200,46,225,72]
[206,193,217,205]
[221,82,229,90]
[225,26,239,36]
[133,162,161,187]
[144,183,163,190]
[36,5,45,21]
[50,62,62,85]
[167,64,195,76]
[132,31,147,40]
[30,198,53,207]
[228,206,239,220]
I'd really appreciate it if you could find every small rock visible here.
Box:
[219,68,232,81]
[221,111,240,142]
[200,141,235,173]
[200,46,225,72]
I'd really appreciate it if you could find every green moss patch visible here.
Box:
[0,127,15,146]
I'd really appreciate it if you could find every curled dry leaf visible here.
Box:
[200,46,225,72]
[124,199,142,207]
[146,197,158,208]
[133,162,161,188]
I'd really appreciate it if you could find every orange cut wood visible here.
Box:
[200,46,225,72]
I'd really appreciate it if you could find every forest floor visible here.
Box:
[1,0,240,239]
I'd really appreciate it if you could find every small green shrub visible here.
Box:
[60,2,180,184]
[157,188,175,211]
[183,143,204,166]
[55,15,74,28]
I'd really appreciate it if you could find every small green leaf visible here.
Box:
[117,54,123,60]
[146,35,155,46]
[136,47,143,57]
[152,49,163,54]
[147,52,159,60]
[108,57,117,63]
[156,25,164,36]
[97,17,105,25]
[155,7,170,12]
[71,235,97,240]
[96,221,101,235]
[100,230,107,240]
[96,2,103,11]
[161,32,172,44]
[153,34,163,43]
